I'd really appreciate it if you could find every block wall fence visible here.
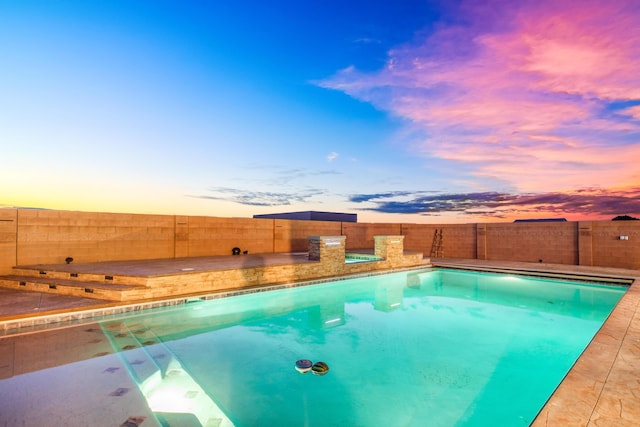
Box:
[1,208,639,274]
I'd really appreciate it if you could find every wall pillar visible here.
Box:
[174,216,189,258]
[477,224,487,260]
[578,222,593,266]
[0,209,17,274]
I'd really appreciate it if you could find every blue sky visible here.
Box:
[2,0,639,223]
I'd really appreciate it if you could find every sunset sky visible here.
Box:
[1,0,639,223]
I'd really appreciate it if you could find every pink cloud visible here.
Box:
[319,0,640,194]
[513,1,640,99]
[622,105,640,120]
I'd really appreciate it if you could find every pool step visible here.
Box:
[9,267,148,286]
[0,274,148,301]
[102,321,170,384]
[102,321,235,427]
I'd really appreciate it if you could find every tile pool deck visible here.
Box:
[1,256,639,426]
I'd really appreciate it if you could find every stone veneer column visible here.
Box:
[374,235,405,267]
[578,221,593,266]
[308,236,346,275]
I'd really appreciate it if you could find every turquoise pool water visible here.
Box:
[0,269,626,426]
[345,253,382,263]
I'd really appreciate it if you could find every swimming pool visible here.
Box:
[0,268,626,426]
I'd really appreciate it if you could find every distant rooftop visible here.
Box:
[513,218,567,223]
[253,211,357,223]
